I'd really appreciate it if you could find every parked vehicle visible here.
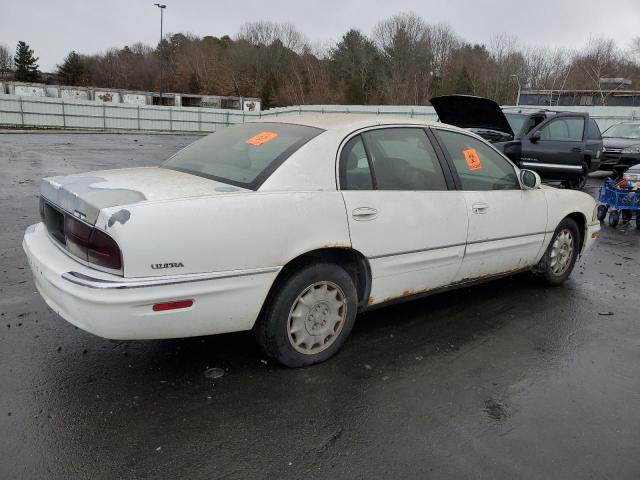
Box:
[430,95,603,189]
[23,115,600,367]
[600,123,640,177]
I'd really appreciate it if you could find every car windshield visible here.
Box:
[504,113,526,134]
[162,122,324,189]
[602,124,640,139]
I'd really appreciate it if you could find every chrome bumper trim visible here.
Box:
[62,266,280,289]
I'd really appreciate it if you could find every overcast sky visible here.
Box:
[1,0,639,71]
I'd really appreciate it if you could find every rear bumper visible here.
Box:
[23,223,279,340]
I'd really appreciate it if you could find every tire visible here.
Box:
[533,217,581,286]
[254,263,358,367]
[562,162,588,190]
[596,205,608,221]
[608,211,620,227]
[636,215,640,230]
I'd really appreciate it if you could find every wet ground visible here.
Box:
[1,133,639,479]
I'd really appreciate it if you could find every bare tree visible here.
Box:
[572,37,620,105]
[0,44,12,80]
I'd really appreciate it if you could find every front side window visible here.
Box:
[162,122,324,189]
[360,128,448,191]
[538,117,585,141]
[435,129,520,191]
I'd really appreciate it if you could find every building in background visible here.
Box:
[0,80,260,111]
[518,78,639,107]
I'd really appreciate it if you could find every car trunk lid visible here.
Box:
[40,166,249,225]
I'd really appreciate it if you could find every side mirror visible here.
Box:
[530,131,542,143]
[520,169,541,189]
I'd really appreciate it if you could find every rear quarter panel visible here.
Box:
[97,192,351,278]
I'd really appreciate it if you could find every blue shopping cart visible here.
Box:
[597,178,640,228]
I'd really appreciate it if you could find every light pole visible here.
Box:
[154,3,166,106]
[510,74,521,106]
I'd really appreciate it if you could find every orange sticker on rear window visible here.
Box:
[463,148,482,170]
[246,131,278,146]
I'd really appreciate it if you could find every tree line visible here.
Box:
[1,12,640,108]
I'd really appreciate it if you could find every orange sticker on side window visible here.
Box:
[463,148,482,170]
[246,131,278,146]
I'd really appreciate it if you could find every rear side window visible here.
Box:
[435,129,519,191]
[341,136,374,190]
[361,128,448,191]
[539,118,584,141]
[162,122,324,189]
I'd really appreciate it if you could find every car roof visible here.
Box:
[248,113,444,132]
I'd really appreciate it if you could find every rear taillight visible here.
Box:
[65,215,92,258]
[63,214,122,271]
[88,228,122,270]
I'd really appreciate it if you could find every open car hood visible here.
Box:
[430,95,514,137]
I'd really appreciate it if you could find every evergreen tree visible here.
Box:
[57,51,85,85]
[330,30,381,104]
[14,41,40,82]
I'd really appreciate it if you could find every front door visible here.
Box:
[432,128,548,281]
[519,114,589,179]
[339,127,469,305]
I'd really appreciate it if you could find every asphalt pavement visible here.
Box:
[1,133,639,479]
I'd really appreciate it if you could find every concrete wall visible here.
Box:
[122,93,148,106]
[12,84,47,97]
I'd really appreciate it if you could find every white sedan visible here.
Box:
[23,115,600,366]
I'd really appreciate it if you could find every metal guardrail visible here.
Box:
[1,94,638,132]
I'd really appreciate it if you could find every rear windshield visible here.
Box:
[162,122,324,189]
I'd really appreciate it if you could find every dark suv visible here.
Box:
[430,95,603,189]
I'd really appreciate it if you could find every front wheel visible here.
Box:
[562,162,589,190]
[254,263,358,367]
[533,217,580,286]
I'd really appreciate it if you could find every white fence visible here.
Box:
[0,94,251,132]
[1,94,640,132]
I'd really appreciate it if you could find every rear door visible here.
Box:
[432,128,548,280]
[339,126,469,305]
[519,113,589,178]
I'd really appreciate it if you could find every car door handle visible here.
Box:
[352,207,378,221]
[472,202,489,214]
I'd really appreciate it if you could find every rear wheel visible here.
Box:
[254,263,357,367]
[533,217,580,286]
